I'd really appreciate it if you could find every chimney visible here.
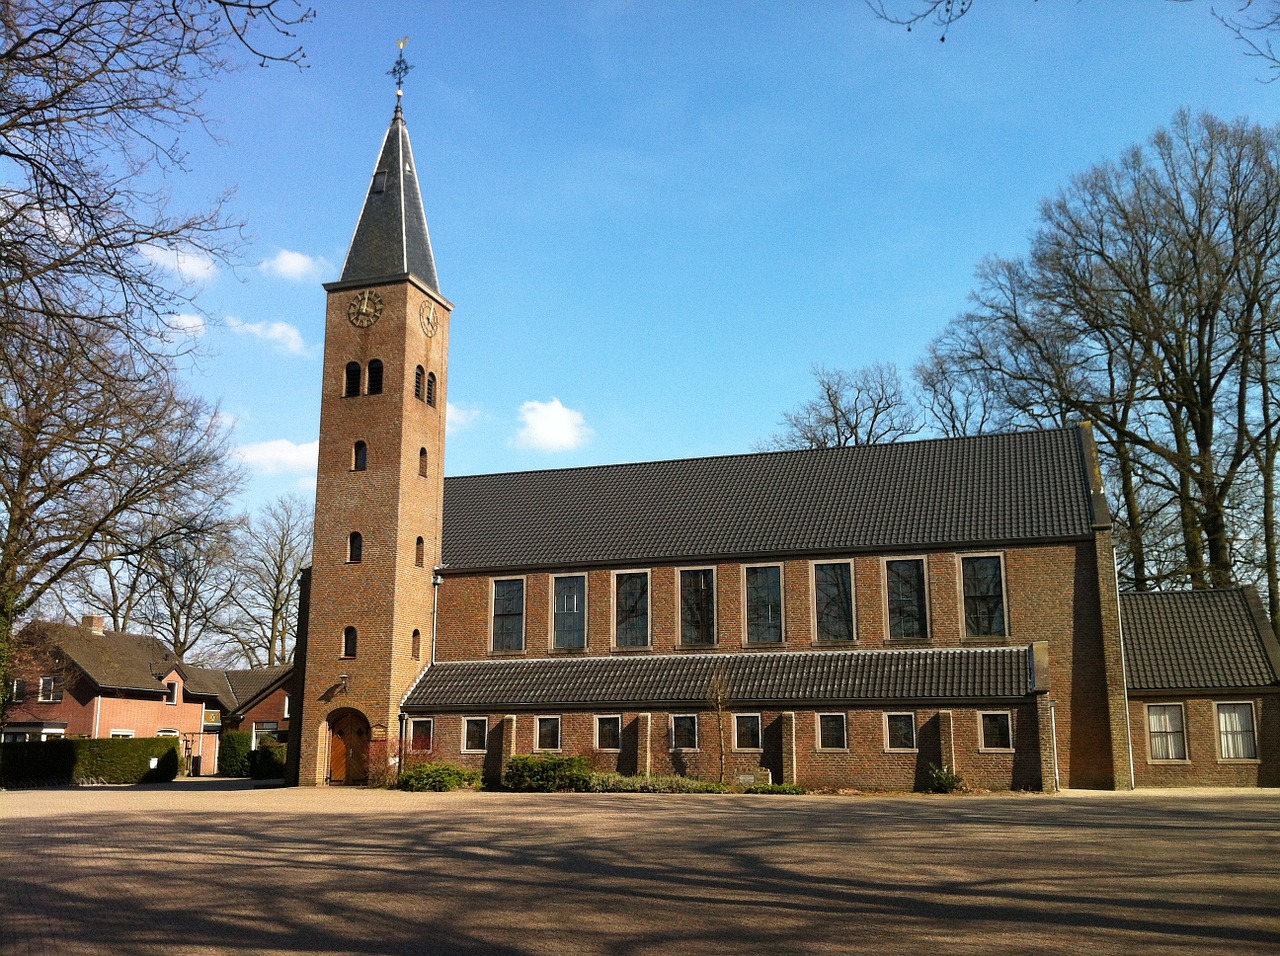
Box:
[82,615,106,636]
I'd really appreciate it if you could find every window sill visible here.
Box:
[1147,758,1191,765]
[885,637,930,645]
[669,748,701,753]
[1217,758,1261,765]
[550,646,589,655]
[815,748,849,754]
[732,748,763,754]
[675,642,718,651]
[884,748,918,755]
[595,748,621,753]
[978,748,1016,755]
[811,640,858,649]
[489,649,526,658]
[610,646,652,654]
[741,642,787,650]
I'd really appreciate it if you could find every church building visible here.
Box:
[292,86,1280,791]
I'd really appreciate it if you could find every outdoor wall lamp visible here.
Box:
[339,674,349,694]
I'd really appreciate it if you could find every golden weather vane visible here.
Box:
[389,37,413,95]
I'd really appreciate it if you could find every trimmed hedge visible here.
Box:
[249,740,287,780]
[744,783,806,795]
[398,762,482,792]
[0,737,180,786]
[218,730,252,777]
[504,754,593,792]
[586,772,729,793]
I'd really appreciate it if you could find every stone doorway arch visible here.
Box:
[328,709,370,785]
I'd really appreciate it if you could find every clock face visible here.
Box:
[347,289,383,328]
[418,300,438,337]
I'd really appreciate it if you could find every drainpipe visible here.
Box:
[1112,567,1136,790]
[430,567,443,665]
[397,711,406,774]
[1049,699,1060,793]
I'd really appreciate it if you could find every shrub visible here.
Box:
[218,730,252,777]
[249,740,287,780]
[586,772,729,794]
[0,737,180,786]
[926,763,965,794]
[504,753,593,792]
[744,782,806,795]
[398,762,482,792]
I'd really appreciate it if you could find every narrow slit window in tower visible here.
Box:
[367,359,384,395]
[415,536,425,567]
[348,531,363,563]
[419,448,428,477]
[342,627,357,658]
[353,441,367,471]
[414,366,425,401]
[426,372,437,407]
[344,362,361,397]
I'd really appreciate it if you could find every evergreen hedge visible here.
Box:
[398,762,482,792]
[0,737,180,786]
[218,730,252,777]
[504,753,593,792]
[249,739,288,780]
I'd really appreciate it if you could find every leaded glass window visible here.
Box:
[814,562,854,642]
[615,572,649,647]
[553,575,587,649]
[962,555,1006,637]
[680,568,715,645]
[746,565,783,644]
[492,579,525,651]
[886,558,927,639]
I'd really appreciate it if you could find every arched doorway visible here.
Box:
[328,709,370,785]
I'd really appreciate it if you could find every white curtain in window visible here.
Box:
[1218,703,1257,760]
[1148,705,1186,760]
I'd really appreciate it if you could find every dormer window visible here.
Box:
[166,681,178,705]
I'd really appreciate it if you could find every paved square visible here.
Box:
[3,783,1278,955]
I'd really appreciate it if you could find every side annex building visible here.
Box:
[291,92,1279,791]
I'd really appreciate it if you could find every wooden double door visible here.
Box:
[329,710,370,785]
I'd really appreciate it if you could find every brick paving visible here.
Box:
[2,782,1279,955]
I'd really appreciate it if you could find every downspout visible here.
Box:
[1113,568,1136,790]
[430,568,443,665]
[1049,699,1060,793]
[397,712,406,774]
[92,694,101,738]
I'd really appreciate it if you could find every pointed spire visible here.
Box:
[339,45,439,292]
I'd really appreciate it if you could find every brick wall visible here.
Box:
[1129,693,1280,788]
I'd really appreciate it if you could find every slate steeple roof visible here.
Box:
[340,99,440,292]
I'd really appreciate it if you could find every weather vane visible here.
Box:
[389,37,413,96]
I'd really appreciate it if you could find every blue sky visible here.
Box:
[162,1,1280,511]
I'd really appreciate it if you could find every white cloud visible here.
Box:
[447,402,482,432]
[515,398,592,452]
[260,249,331,281]
[169,312,206,337]
[141,243,217,282]
[226,316,309,356]
[235,439,319,475]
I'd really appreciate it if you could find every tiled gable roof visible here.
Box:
[441,426,1101,571]
[1121,587,1280,691]
[28,622,183,696]
[225,665,292,709]
[403,646,1034,711]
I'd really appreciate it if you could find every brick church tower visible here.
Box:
[296,79,452,785]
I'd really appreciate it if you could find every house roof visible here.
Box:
[403,646,1035,711]
[225,665,293,711]
[1121,587,1280,692]
[337,100,439,292]
[440,425,1104,572]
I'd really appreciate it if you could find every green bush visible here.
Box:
[218,730,252,777]
[586,772,729,794]
[249,739,287,779]
[398,762,482,792]
[504,753,594,792]
[744,782,806,795]
[926,763,965,794]
[0,737,180,786]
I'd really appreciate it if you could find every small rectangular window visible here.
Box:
[734,714,762,751]
[252,721,279,749]
[980,711,1014,752]
[814,562,855,642]
[817,713,847,750]
[1217,702,1257,761]
[1147,704,1186,761]
[10,679,26,703]
[962,555,1006,637]
[885,712,917,752]
[679,568,716,645]
[886,558,928,639]
[157,729,180,738]
[746,565,783,644]
[38,676,64,703]
[410,718,434,752]
[463,717,488,753]
[596,715,621,751]
[166,681,178,705]
[615,572,650,647]
[553,575,587,649]
[109,729,135,739]
[492,578,525,651]
[536,716,562,751]
[671,714,698,750]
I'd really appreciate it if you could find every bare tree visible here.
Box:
[227,494,313,667]
[761,363,922,451]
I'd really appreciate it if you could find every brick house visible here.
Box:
[3,616,295,775]
[292,90,1278,790]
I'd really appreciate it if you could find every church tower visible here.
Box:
[297,63,452,785]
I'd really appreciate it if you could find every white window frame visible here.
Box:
[283,694,290,719]
[157,728,180,738]
[409,717,434,753]
[1215,701,1259,763]
[9,678,27,703]
[1145,702,1189,763]
[165,680,179,705]
[958,552,1009,639]
[670,714,699,751]
[37,676,63,703]
[41,728,65,741]
[252,721,280,750]
[550,573,589,651]
[733,713,763,752]
[595,714,622,751]
[884,711,918,753]
[811,559,856,644]
[612,569,652,649]
[461,716,489,754]
[109,729,135,738]
[883,555,931,641]
[677,565,718,647]
[490,576,527,653]
[978,710,1015,753]
[743,563,785,646]
[535,715,562,752]
[816,712,848,752]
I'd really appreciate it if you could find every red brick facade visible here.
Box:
[1128,693,1280,787]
